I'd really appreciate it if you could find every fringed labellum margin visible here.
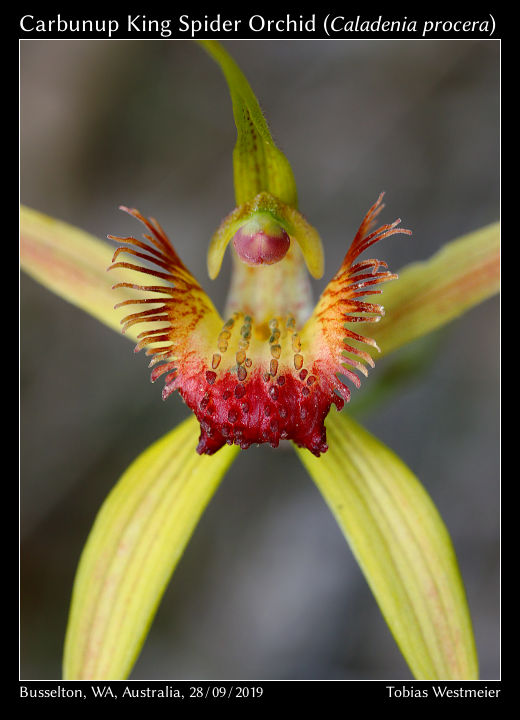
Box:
[108,193,411,456]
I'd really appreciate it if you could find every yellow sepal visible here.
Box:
[296,411,478,680]
[63,415,239,679]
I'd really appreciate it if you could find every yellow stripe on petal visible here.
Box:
[296,411,478,680]
[63,415,239,680]
[21,205,144,341]
[369,222,500,357]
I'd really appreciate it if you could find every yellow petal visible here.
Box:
[63,416,239,679]
[371,222,500,357]
[21,205,144,342]
[296,411,478,680]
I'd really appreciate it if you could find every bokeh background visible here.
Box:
[20,40,499,679]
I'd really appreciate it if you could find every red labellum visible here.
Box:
[179,366,343,455]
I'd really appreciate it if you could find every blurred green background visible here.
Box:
[20,40,499,679]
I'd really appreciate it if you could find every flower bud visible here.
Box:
[232,213,290,266]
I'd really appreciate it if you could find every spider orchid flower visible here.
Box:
[20,41,499,681]
[108,191,408,456]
